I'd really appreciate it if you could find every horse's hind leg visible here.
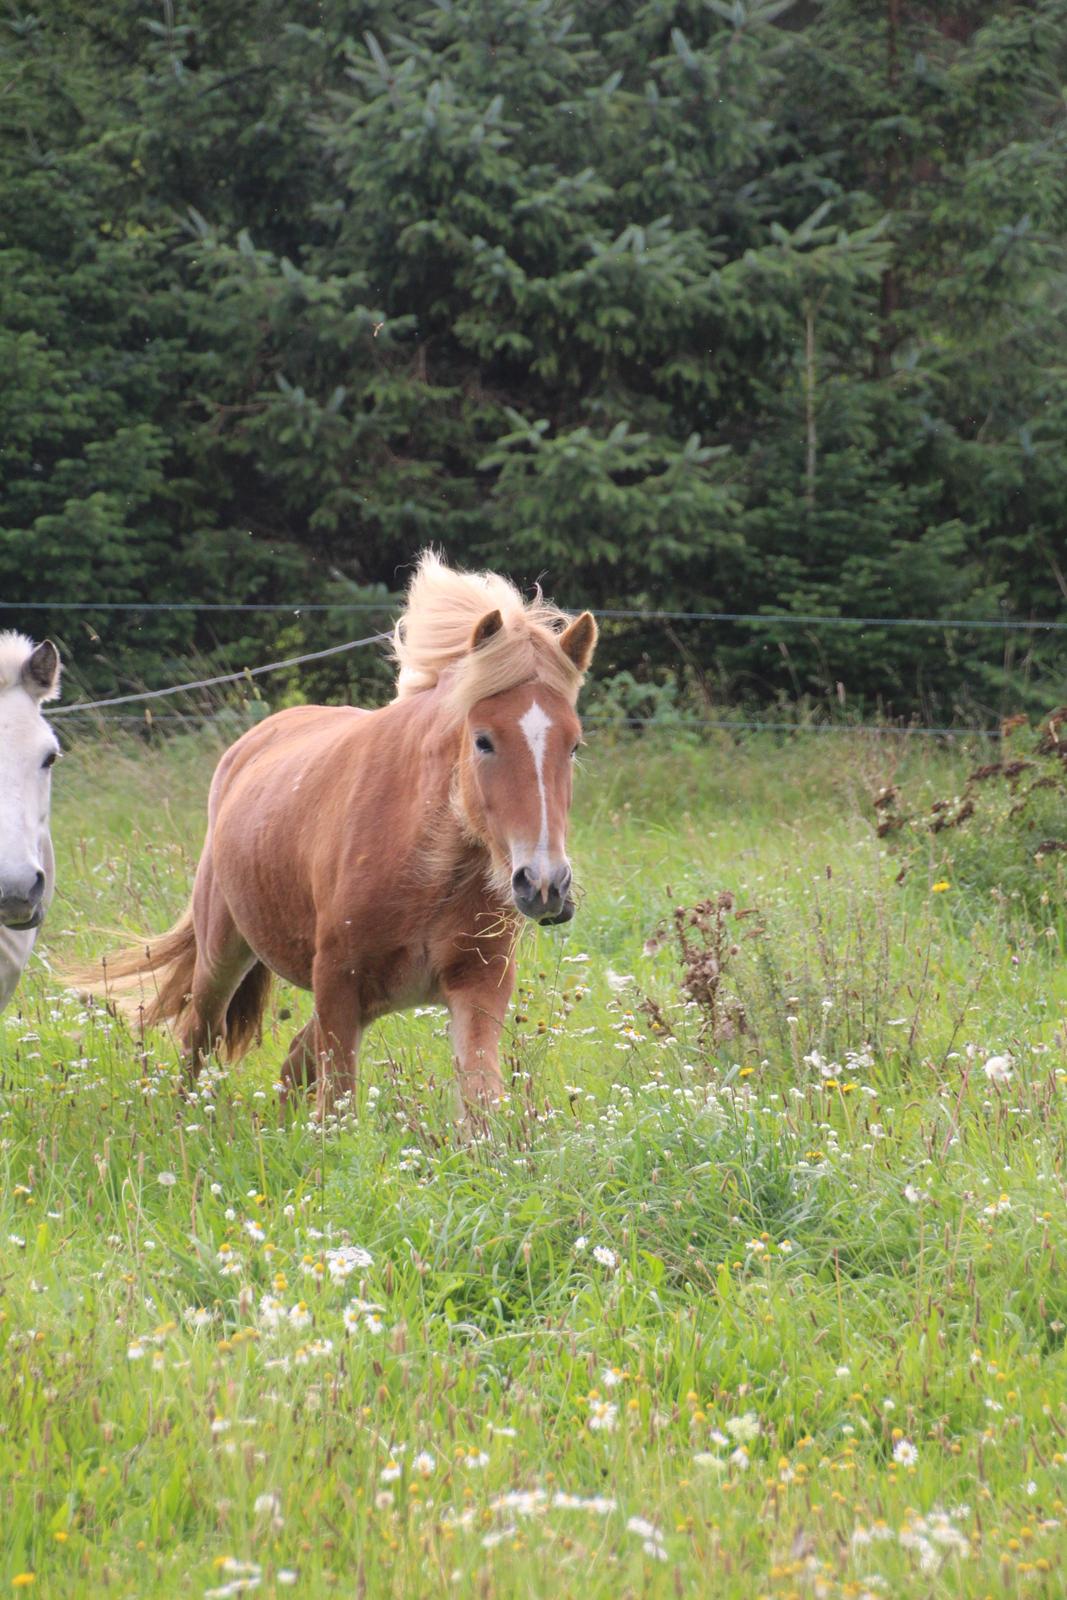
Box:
[277,1019,317,1116]
[309,958,362,1118]
[180,850,257,1075]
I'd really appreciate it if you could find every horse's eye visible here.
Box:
[571,744,580,758]
[41,750,58,770]
[474,734,494,755]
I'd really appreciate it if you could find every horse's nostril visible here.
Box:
[512,866,533,897]
[31,870,45,900]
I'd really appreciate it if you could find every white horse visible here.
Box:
[0,633,62,1012]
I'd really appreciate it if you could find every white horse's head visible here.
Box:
[0,633,61,930]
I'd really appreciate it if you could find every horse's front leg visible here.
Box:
[443,955,516,1113]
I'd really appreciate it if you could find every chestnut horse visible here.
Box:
[80,555,597,1113]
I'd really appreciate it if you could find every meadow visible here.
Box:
[2,725,1066,1598]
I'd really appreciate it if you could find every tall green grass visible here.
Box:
[1,729,1065,1597]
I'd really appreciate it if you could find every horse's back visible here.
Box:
[209,704,373,811]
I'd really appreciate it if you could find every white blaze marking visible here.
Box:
[518,700,553,887]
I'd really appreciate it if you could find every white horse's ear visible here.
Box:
[22,640,62,703]
[559,612,597,673]
[470,610,504,651]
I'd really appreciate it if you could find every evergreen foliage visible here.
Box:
[1,0,1065,713]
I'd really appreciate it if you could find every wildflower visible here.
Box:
[380,1462,402,1483]
[573,1236,588,1253]
[12,1575,35,1588]
[277,1575,298,1589]
[835,1365,850,1379]
[325,1244,373,1281]
[253,1491,282,1519]
[364,1313,384,1335]
[982,1054,1013,1084]
[931,880,951,893]
[592,1246,617,1270]
[413,1451,436,1477]
[627,1516,667,1560]
[288,1302,312,1330]
[726,1412,759,1443]
[601,1367,622,1388]
[127,1341,146,1361]
[588,1400,618,1433]
[216,1244,243,1277]
[463,1449,490,1469]
[481,1526,515,1549]
[892,1439,918,1467]
[258,1295,284,1329]
[184,1307,213,1330]
[903,1184,924,1204]
[157,1171,177,1187]
[244,1220,265,1244]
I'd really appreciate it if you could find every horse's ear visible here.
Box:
[559,611,597,673]
[22,640,62,703]
[470,609,504,651]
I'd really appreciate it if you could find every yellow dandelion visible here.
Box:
[12,1577,36,1589]
[931,880,950,893]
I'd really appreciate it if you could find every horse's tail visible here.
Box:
[68,904,272,1062]
[69,901,199,1031]
[219,961,273,1061]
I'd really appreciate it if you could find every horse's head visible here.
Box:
[458,609,597,925]
[0,637,61,931]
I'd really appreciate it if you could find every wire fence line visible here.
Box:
[37,621,1005,738]
[5,597,1067,631]
[22,594,1051,734]
[49,708,1003,739]
[47,632,391,718]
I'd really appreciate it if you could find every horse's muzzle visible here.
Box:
[535,897,575,927]
[512,861,575,926]
[0,900,44,932]
[0,871,46,931]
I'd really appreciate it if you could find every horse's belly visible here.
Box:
[341,942,441,1023]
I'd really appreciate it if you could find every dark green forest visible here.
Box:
[2,0,1066,719]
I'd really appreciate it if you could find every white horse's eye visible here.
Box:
[41,750,58,770]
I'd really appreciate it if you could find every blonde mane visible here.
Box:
[392,552,585,718]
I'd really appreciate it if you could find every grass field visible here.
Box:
[2,727,1066,1598]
